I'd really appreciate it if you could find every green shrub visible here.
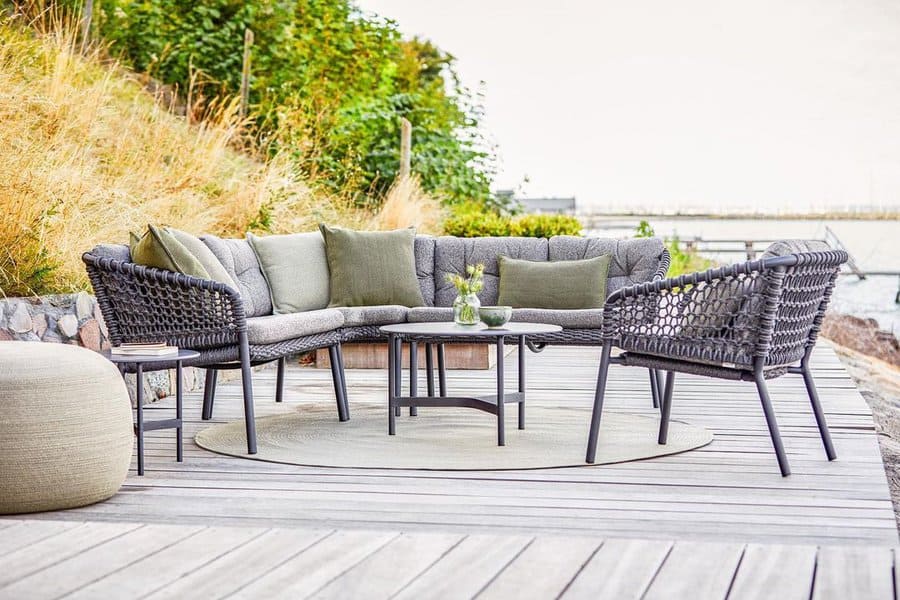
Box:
[443,205,583,238]
[510,214,582,238]
[634,220,716,277]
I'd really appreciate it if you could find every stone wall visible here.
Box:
[0,293,203,404]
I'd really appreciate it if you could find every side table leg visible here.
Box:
[497,336,505,446]
[388,334,396,435]
[136,363,144,476]
[425,343,435,397]
[518,336,525,430]
[176,360,184,463]
[394,337,402,418]
[409,341,418,416]
[437,344,447,397]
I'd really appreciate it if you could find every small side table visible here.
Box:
[103,349,200,476]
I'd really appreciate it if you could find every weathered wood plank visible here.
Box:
[813,546,895,600]
[0,520,82,558]
[727,543,817,600]
[642,541,744,600]
[560,538,672,599]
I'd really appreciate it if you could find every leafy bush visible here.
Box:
[443,205,583,238]
[633,221,716,277]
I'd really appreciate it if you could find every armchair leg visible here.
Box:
[649,369,660,409]
[238,333,258,455]
[754,369,790,477]
[586,342,613,463]
[801,364,837,461]
[202,368,217,420]
[328,345,349,422]
[658,372,675,444]
[275,357,286,403]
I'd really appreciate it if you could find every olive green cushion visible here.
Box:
[129,225,210,280]
[247,231,331,314]
[497,255,611,309]
[166,227,237,288]
[319,225,425,308]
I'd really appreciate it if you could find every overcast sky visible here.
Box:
[356,0,900,213]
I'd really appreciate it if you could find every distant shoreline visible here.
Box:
[579,212,900,221]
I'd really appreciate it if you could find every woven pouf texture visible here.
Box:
[0,342,133,514]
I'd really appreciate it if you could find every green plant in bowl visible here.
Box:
[480,306,512,328]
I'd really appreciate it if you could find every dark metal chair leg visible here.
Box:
[394,337,402,418]
[176,360,183,463]
[754,367,791,476]
[425,343,435,398]
[586,342,613,463]
[801,362,837,460]
[649,369,660,409]
[409,341,418,416]
[135,363,144,476]
[496,336,505,446]
[518,335,525,430]
[388,334,396,435]
[328,345,349,422]
[238,332,258,455]
[437,344,447,397]
[201,368,217,420]
[275,357,286,403]
[658,372,675,444]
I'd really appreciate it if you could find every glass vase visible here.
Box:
[453,293,481,326]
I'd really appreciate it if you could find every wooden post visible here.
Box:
[239,28,254,118]
[80,0,94,50]
[745,241,755,261]
[399,117,412,178]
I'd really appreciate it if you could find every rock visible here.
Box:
[94,304,109,339]
[0,330,14,341]
[822,313,899,367]
[75,292,94,321]
[57,314,79,338]
[78,319,102,351]
[9,303,33,334]
[32,313,48,337]
[42,330,63,343]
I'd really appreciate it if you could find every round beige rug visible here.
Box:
[195,405,713,470]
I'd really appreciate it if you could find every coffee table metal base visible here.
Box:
[387,334,526,446]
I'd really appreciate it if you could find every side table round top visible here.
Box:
[101,348,201,364]
[379,322,562,337]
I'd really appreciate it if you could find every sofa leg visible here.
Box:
[754,368,790,477]
[336,343,349,420]
[649,369,660,409]
[658,372,675,444]
[329,345,349,422]
[586,342,613,463]
[202,368,217,420]
[238,333,257,455]
[275,357,286,403]
[801,362,836,461]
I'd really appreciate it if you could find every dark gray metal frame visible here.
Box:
[387,333,526,446]
[585,249,848,476]
[83,252,349,455]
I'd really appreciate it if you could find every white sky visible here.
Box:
[356,0,900,213]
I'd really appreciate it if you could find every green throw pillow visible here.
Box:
[129,225,210,280]
[166,227,237,289]
[247,231,331,314]
[497,255,611,309]
[319,224,425,307]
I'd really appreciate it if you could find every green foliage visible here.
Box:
[95,0,493,206]
[443,204,583,238]
[633,221,716,277]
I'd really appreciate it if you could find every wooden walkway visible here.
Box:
[1,518,899,599]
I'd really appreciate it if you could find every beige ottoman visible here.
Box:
[0,342,133,514]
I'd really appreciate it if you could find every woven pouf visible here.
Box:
[0,342,133,514]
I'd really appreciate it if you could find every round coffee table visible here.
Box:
[379,322,562,446]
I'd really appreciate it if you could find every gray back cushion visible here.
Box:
[761,239,831,259]
[434,237,549,307]
[414,236,436,307]
[549,236,666,296]
[90,244,131,262]
[201,235,273,317]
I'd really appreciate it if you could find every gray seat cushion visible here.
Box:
[548,236,665,296]
[407,306,603,329]
[336,305,408,327]
[415,236,436,306]
[201,235,273,318]
[90,244,131,262]
[434,237,549,307]
[246,309,344,345]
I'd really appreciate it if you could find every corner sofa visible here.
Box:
[84,234,670,454]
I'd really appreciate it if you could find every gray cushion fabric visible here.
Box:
[336,305,408,327]
[246,309,344,345]
[761,239,831,258]
[406,306,603,329]
[548,236,665,296]
[406,307,453,323]
[414,236,436,307]
[434,237,549,307]
[247,232,331,314]
[201,235,273,317]
[90,244,131,262]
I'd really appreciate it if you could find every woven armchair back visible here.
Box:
[604,250,847,369]
[83,253,246,350]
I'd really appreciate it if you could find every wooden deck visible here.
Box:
[2,343,897,597]
[1,518,899,599]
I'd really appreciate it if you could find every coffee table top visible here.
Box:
[380,322,562,337]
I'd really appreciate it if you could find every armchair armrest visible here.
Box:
[83,253,246,350]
